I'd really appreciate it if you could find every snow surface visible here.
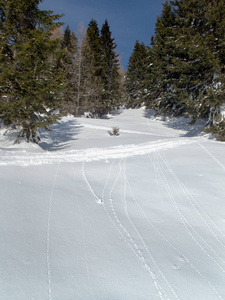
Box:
[0,108,225,300]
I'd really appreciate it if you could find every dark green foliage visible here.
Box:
[0,0,64,143]
[0,8,123,137]
[99,20,122,115]
[86,19,103,77]
[126,40,149,108]
[80,19,104,116]
[79,19,122,117]
[75,31,103,116]
[145,0,225,139]
[146,0,181,116]
[60,26,78,115]
[205,118,225,141]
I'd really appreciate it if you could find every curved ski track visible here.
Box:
[0,138,196,166]
[81,149,225,299]
[149,151,224,299]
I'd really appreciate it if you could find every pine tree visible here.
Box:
[126,40,149,108]
[0,0,64,143]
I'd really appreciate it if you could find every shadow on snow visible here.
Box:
[39,119,82,151]
[144,109,204,138]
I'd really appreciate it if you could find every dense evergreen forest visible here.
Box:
[126,0,225,140]
[0,0,225,142]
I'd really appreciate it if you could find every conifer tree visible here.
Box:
[0,0,64,143]
[86,19,103,78]
[64,19,123,118]
[73,23,86,116]
[168,0,224,122]
[84,19,104,115]
[99,19,122,114]
[146,0,225,140]
[76,31,103,116]
[60,25,78,115]
[146,0,179,116]
[126,40,149,108]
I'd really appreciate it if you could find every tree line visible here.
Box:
[126,0,225,140]
[1,0,225,143]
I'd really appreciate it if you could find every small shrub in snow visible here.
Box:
[108,126,120,136]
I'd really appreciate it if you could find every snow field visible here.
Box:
[0,108,225,299]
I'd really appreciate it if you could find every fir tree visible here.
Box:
[126,40,149,108]
[0,0,64,143]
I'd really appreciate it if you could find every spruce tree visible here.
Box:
[60,26,78,115]
[84,19,104,116]
[146,0,225,139]
[146,0,179,116]
[73,23,89,116]
[65,19,123,117]
[100,19,122,115]
[169,0,224,122]
[86,19,103,78]
[76,32,103,116]
[126,40,149,108]
[0,0,64,143]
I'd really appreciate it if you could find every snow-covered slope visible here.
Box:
[0,108,225,300]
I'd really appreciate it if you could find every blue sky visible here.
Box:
[40,0,165,69]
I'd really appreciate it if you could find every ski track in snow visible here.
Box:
[101,160,115,205]
[154,151,225,275]
[75,151,225,300]
[82,159,168,299]
[81,161,102,203]
[73,165,96,300]
[198,142,225,172]
[46,162,60,300]
[83,123,171,137]
[0,138,197,166]
[107,160,167,300]
[160,151,225,247]
[121,158,180,300]
[152,151,166,218]
[155,152,224,299]
[2,110,225,299]
[149,152,224,299]
[127,152,224,299]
